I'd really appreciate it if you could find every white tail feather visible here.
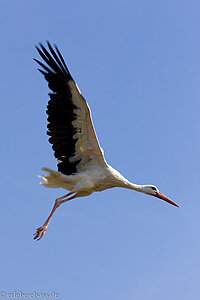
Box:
[38,168,75,190]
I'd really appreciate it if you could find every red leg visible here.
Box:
[33,192,77,241]
[59,194,77,205]
[56,191,74,201]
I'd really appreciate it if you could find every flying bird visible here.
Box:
[33,42,178,240]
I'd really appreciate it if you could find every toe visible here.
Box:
[33,226,47,241]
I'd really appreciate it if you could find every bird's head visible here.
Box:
[141,185,179,207]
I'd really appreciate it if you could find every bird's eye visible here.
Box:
[151,187,157,191]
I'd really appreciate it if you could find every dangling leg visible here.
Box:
[33,192,77,241]
[55,191,74,201]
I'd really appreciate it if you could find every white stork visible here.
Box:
[33,42,178,240]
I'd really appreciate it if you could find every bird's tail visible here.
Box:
[38,168,74,190]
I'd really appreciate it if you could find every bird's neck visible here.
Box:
[107,166,147,193]
[122,180,146,193]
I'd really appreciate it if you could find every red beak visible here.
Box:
[155,191,179,207]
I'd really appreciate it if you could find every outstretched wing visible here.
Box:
[35,42,106,175]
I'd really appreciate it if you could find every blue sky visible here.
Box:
[1,0,200,299]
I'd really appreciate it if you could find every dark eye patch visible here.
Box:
[151,187,157,191]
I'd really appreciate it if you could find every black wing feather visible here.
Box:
[54,44,71,74]
[35,42,81,175]
[47,41,67,74]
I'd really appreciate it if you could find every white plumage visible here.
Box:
[33,42,178,240]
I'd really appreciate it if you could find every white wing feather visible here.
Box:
[68,80,106,171]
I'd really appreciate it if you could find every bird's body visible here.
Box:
[34,42,178,240]
[40,165,136,196]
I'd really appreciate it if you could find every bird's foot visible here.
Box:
[33,193,77,241]
[33,225,48,241]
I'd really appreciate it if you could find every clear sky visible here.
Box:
[1,0,200,299]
